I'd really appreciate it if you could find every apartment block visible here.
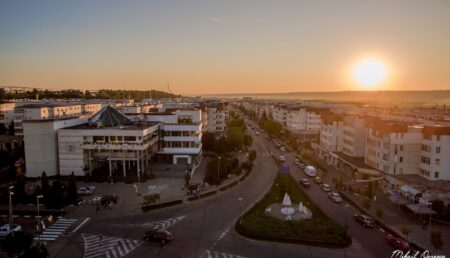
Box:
[365,120,423,175]
[341,116,366,157]
[419,126,450,181]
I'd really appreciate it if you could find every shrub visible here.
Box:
[143,193,160,205]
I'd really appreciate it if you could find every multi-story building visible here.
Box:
[24,116,89,177]
[272,104,288,126]
[207,103,227,133]
[58,106,159,177]
[0,101,15,126]
[341,116,366,157]
[319,113,344,153]
[419,126,450,180]
[365,120,423,175]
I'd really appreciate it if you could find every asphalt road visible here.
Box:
[49,117,391,258]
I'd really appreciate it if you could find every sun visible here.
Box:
[352,58,387,89]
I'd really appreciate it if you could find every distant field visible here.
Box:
[203,90,450,106]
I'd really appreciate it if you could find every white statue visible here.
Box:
[282,193,292,206]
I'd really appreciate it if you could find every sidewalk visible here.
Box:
[306,153,450,254]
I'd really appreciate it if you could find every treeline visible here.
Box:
[0,88,180,101]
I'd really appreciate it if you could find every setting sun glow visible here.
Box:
[352,58,387,89]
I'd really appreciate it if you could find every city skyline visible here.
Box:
[1,0,449,94]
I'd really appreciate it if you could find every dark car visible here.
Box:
[143,230,173,245]
[385,234,411,251]
[299,179,310,187]
[353,214,376,228]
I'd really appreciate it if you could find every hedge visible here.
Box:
[141,199,183,212]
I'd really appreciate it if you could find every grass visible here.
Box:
[236,173,350,247]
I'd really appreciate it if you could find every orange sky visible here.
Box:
[1,1,449,94]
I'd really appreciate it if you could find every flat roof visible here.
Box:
[18,103,81,108]
[62,121,159,131]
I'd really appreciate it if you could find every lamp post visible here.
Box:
[217,156,222,187]
[36,195,43,242]
[8,186,14,226]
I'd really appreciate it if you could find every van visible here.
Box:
[304,166,316,177]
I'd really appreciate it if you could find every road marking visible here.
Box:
[200,250,247,258]
[71,217,91,234]
[82,234,142,258]
[140,215,185,230]
[34,218,79,242]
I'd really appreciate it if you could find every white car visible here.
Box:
[294,159,300,165]
[279,155,286,162]
[0,224,22,238]
[280,147,286,152]
[78,188,93,196]
[320,184,331,192]
[80,186,95,191]
[328,192,343,203]
[92,196,103,203]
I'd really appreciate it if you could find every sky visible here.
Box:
[0,0,449,94]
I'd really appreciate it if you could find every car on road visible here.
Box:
[294,159,300,165]
[312,176,322,184]
[353,214,376,228]
[304,166,317,177]
[279,155,286,162]
[77,188,93,196]
[299,179,310,187]
[320,183,331,192]
[328,192,343,203]
[143,229,173,245]
[255,131,260,135]
[280,147,286,152]
[385,234,411,251]
[0,224,22,238]
[80,186,96,191]
[92,196,103,203]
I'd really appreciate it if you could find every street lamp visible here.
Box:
[36,195,43,242]
[217,156,222,186]
[8,186,14,226]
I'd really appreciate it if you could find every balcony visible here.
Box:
[163,135,201,142]
[158,146,202,155]
[83,141,154,151]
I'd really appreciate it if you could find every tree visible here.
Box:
[66,172,78,205]
[430,230,444,251]
[40,171,50,204]
[244,134,253,147]
[8,121,14,135]
[201,132,216,152]
[400,226,411,240]
[3,231,33,257]
[226,127,245,151]
[0,123,7,135]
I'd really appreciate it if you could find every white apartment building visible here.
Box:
[23,116,89,177]
[0,101,15,126]
[419,126,450,181]
[8,102,102,136]
[342,116,366,157]
[58,106,159,177]
[319,114,344,153]
[207,103,227,133]
[132,109,203,165]
[365,120,423,175]
[272,104,288,126]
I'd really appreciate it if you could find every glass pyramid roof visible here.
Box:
[88,105,131,128]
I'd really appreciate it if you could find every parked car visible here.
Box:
[280,147,286,152]
[77,188,93,196]
[328,192,343,203]
[294,159,300,165]
[320,184,331,192]
[313,176,322,184]
[353,214,376,228]
[143,229,173,245]
[279,155,286,162]
[92,196,103,203]
[299,179,310,187]
[385,234,411,251]
[304,166,317,177]
[299,163,306,169]
[0,224,22,238]
[80,186,96,192]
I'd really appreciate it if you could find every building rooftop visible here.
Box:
[18,103,81,108]
[88,105,131,128]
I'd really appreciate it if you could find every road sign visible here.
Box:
[279,166,290,174]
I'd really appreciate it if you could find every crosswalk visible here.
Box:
[140,215,185,230]
[200,250,247,258]
[34,218,77,242]
[82,234,142,258]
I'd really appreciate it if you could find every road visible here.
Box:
[49,117,389,258]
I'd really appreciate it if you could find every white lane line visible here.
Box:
[70,217,90,235]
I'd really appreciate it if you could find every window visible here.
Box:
[435,159,440,166]
[436,147,441,153]
[421,156,431,165]
[400,145,403,151]
[124,136,136,142]
[67,144,75,153]
[399,156,403,163]
[435,172,439,178]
